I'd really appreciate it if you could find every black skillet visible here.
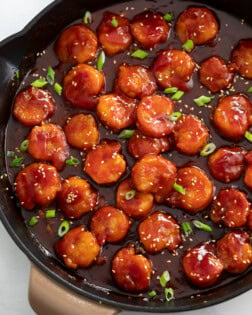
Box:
[0,0,251,313]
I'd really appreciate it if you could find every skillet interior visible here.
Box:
[0,0,251,312]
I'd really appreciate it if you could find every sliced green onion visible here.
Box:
[10,157,24,167]
[182,39,194,52]
[97,51,105,71]
[148,290,157,298]
[164,288,174,302]
[31,78,48,88]
[7,151,15,157]
[19,139,29,152]
[28,216,39,227]
[58,220,70,237]
[164,87,178,94]
[131,49,149,60]
[160,270,170,287]
[54,82,63,96]
[163,12,174,22]
[245,131,252,142]
[125,190,136,200]
[168,112,182,122]
[83,11,92,24]
[181,222,192,235]
[45,209,56,219]
[171,90,184,101]
[200,143,216,157]
[173,183,185,195]
[15,71,20,79]
[66,157,80,166]
[193,220,212,232]
[111,16,118,27]
[119,129,135,139]
[47,66,55,85]
[194,95,214,107]
[247,86,252,93]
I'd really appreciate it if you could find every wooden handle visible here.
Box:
[29,265,119,315]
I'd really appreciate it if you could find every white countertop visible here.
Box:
[0,1,251,314]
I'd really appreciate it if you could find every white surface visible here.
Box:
[0,1,251,314]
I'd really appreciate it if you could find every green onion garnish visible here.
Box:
[131,49,149,60]
[46,66,55,85]
[28,216,39,227]
[19,139,29,152]
[164,87,178,94]
[119,129,135,139]
[148,290,157,298]
[194,95,214,107]
[15,71,20,79]
[58,220,70,237]
[31,78,48,88]
[111,16,118,27]
[193,220,212,232]
[200,143,216,157]
[125,190,136,200]
[97,51,105,71]
[168,112,182,122]
[173,183,186,195]
[247,87,252,93]
[66,157,80,166]
[163,12,174,22]
[245,131,252,142]
[181,222,192,235]
[7,151,15,157]
[83,11,92,24]
[171,90,184,101]
[10,157,24,167]
[164,288,174,302]
[160,270,170,287]
[45,209,56,219]
[182,39,194,52]
[54,82,63,96]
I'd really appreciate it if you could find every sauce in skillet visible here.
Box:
[4,0,252,303]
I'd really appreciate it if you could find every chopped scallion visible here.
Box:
[125,190,136,200]
[47,66,55,85]
[148,290,157,298]
[131,49,149,60]
[10,157,24,167]
[181,222,192,235]
[200,143,216,156]
[54,82,63,96]
[58,220,70,237]
[168,112,182,122]
[28,216,39,227]
[171,90,184,101]
[245,131,252,142]
[97,51,105,71]
[19,139,29,152]
[31,78,48,88]
[83,11,92,24]
[15,71,20,79]
[66,157,80,166]
[119,129,135,139]
[173,183,185,195]
[193,220,212,232]
[163,12,174,22]
[160,270,170,287]
[182,39,194,52]
[247,86,252,93]
[164,288,174,302]
[7,151,15,157]
[194,95,214,107]
[45,209,56,219]
[111,16,118,27]
[164,87,178,94]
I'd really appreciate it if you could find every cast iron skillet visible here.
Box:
[0,0,251,312]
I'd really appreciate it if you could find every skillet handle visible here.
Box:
[28,265,120,315]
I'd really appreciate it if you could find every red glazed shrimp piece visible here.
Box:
[138,211,181,253]
[97,93,136,132]
[232,39,252,79]
[15,163,61,210]
[210,188,250,227]
[136,95,174,137]
[63,64,105,109]
[57,176,98,219]
[84,141,126,184]
[130,11,170,48]
[182,243,223,287]
[153,49,195,91]
[247,209,252,231]
[116,178,153,218]
[173,115,209,155]
[166,166,213,213]
[213,95,252,141]
[55,25,98,64]
[112,246,152,292]
[13,87,55,127]
[208,146,246,183]
[55,226,100,269]
[90,206,130,245]
[199,56,235,92]
[117,64,157,99]
[216,231,252,274]
[244,151,252,190]
[28,123,69,171]
[64,113,99,150]
[128,130,170,159]
[97,12,132,55]
[175,7,219,45]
